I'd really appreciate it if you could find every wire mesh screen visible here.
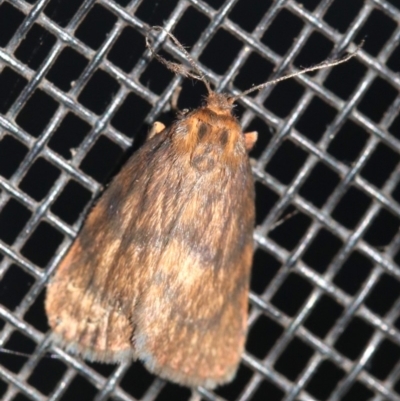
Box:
[0,0,400,400]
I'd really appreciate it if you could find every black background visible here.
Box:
[0,0,400,400]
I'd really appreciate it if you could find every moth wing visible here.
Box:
[46,243,134,362]
[46,128,174,362]
[133,244,252,389]
[128,125,255,388]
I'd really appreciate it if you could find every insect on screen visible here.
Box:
[0,0,400,400]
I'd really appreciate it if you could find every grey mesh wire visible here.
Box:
[0,0,400,400]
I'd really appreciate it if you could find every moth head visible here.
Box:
[205,92,235,116]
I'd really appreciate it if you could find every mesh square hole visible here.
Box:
[363,208,400,248]
[44,0,84,27]
[0,264,35,311]
[199,28,243,75]
[170,78,208,112]
[264,78,305,118]
[48,112,91,160]
[303,294,344,339]
[139,49,175,95]
[251,379,284,401]
[357,77,398,123]
[12,394,31,401]
[16,89,59,137]
[334,316,374,361]
[354,9,397,57]
[230,0,273,33]
[366,338,400,381]
[0,197,32,245]
[113,0,130,6]
[153,383,191,401]
[324,54,367,100]
[305,360,345,400]
[299,162,341,208]
[135,0,179,25]
[20,221,64,268]
[19,157,61,201]
[261,8,303,56]
[362,142,400,188]
[327,120,369,163]
[27,356,67,396]
[331,186,372,230]
[387,43,400,73]
[393,182,400,210]
[341,381,374,401]
[0,2,25,47]
[0,135,29,179]
[79,135,124,184]
[246,314,284,359]
[111,92,152,138]
[75,4,117,50]
[59,374,97,401]
[46,47,89,92]
[265,140,308,185]
[120,361,155,399]
[0,67,28,114]
[78,69,120,115]
[14,24,56,70]
[23,289,48,332]
[274,337,314,381]
[299,0,321,11]
[254,181,279,226]
[323,0,364,33]
[271,272,313,317]
[268,208,312,251]
[333,251,373,295]
[204,0,225,9]
[215,363,254,400]
[172,6,210,47]
[50,179,93,225]
[293,32,333,74]
[107,27,145,73]
[364,273,400,316]
[295,97,337,143]
[0,331,37,374]
[0,378,7,399]
[302,229,343,274]
[233,52,274,94]
[389,111,400,141]
[250,249,281,294]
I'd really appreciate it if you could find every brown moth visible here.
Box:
[45,27,361,389]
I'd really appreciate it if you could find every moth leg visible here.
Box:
[170,86,190,118]
[170,85,182,111]
[244,131,258,151]
[148,121,166,139]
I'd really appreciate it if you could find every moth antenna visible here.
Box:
[230,41,364,102]
[146,26,212,94]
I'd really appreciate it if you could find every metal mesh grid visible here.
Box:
[0,0,400,400]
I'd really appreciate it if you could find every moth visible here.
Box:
[45,27,360,389]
